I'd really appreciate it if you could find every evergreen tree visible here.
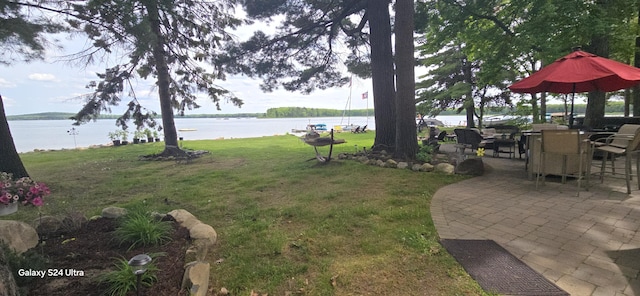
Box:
[222,0,405,152]
[0,1,67,178]
[68,0,242,156]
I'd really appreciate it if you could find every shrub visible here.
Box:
[416,145,434,163]
[113,205,173,251]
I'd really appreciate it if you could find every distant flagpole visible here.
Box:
[362,91,369,125]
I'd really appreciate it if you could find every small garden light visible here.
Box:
[128,254,152,296]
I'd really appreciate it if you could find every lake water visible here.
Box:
[7,115,467,153]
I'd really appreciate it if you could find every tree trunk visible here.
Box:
[0,95,29,178]
[145,1,180,154]
[368,0,396,151]
[462,58,475,128]
[584,36,608,129]
[530,93,539,123]
[624,88,630,117]
[394,0,418,160]
[465,102,474,128]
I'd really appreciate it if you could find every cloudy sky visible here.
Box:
[0,26,374,116]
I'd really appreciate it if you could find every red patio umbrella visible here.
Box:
[509,50,640,126]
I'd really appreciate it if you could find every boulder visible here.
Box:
[456,158,484,176]
[189,223,217,246]
[435,163,455,175]
[101,207,127,219]
[397,162,409,169]
[385,159,398,168]
[168,209,202,229]
[0,220,39,254]
[420,163,435,172]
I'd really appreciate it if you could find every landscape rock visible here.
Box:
[420,163,435,172]
[376,159,385,167]
[189,223,218,246]
[181,261,210,296]
[101,206,127,219]
[411,164,423,171]
[0,250,19,296]
[435,163,455,175]
[186,238,212,262]
[168,209,202,229]
[397,162,409,169]
[0,220,39,254]
[456,158,484,176]
[150,211,167,221]
[385,159,398,168]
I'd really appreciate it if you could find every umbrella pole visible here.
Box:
[569,84,576,128]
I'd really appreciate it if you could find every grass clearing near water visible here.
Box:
[8,132,489,295]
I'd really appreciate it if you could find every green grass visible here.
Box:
[6,132,489,295]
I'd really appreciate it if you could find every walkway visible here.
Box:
[432,144,640,296]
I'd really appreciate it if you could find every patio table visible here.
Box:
[492,137,516,158]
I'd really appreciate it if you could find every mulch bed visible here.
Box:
[26,216,190,296]
[441,239,569,296]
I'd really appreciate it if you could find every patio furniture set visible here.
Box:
[452,125,522,159]
[528,124,640,195]
[449,123,640,195]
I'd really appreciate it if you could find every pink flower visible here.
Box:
[0,172,49,207]
[31,197,43,206]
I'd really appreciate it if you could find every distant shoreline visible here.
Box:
[6,112,265,121]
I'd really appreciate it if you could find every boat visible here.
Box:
[311,123,327,131]
[291,123,327,134]
[178,128,197,132]
[338,76,369,132]
[483,115,522,126]
[417,117,444,127]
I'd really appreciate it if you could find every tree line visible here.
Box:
[264,107,372,118]
[6,109,378,120]
[415,0,639,130]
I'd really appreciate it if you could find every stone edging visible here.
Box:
[101,207,217,295]
[166,209,217,296]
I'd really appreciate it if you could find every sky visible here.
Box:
[0,22,375,117]
[0,58,373,116]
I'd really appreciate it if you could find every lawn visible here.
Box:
[5,132,488,295]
